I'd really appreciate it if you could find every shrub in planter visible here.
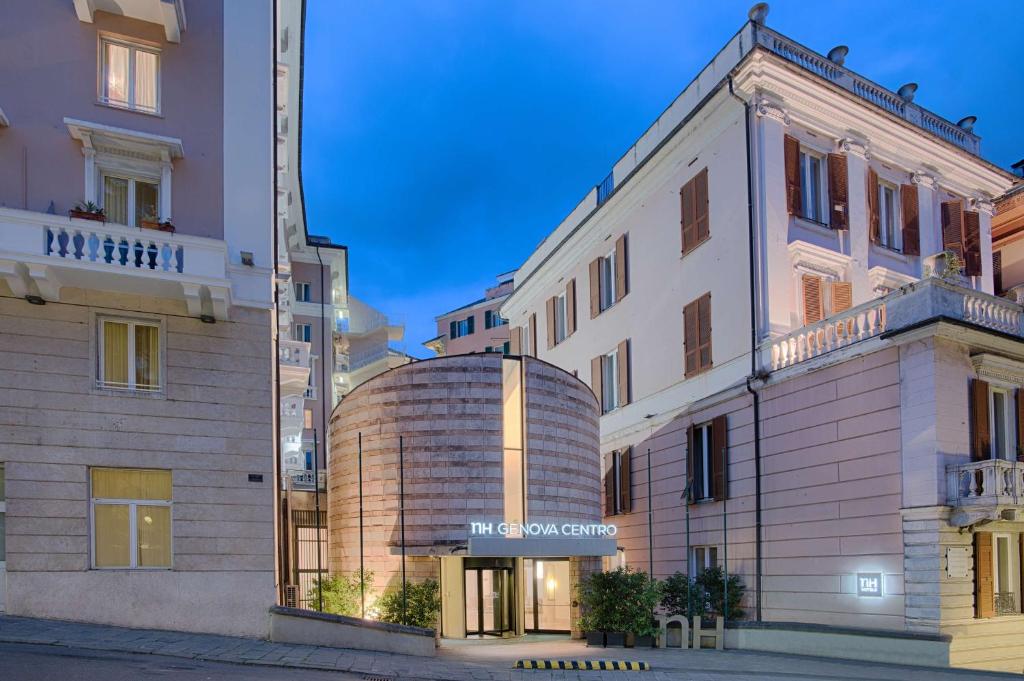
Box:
[577,567,661,647]
[660,571,705,619]
[694,567,745,620]
[377,579,441,630]
[308,569,374,617]
[69,201,105,222]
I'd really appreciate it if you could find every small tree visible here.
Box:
[577,567,661,635]
[659,571,705,618]
[377,579,441,629]
[309,569,374,617]
[695,567,745,620]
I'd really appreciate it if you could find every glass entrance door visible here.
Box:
[524,559,571,633]
[464,566,514,636]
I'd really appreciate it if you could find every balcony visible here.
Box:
[947,459,1024,526]
[764,277,1023,371]
[0,207,231,319]
[74,0,186,43]
[280,394,304,438]
[279,339,311,396]
[287,470,327,492]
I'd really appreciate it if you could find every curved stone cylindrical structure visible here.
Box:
[326,354,601,596]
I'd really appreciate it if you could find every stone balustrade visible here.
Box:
[947,459,1024,507]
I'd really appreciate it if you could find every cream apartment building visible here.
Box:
[424,270,514,356]
[274,0,406,608]
[0,1,277,636]
[502,6,1021,672]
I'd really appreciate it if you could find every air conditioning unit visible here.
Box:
[284,584,298,608]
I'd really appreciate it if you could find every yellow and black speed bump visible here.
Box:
[514,660,649,671]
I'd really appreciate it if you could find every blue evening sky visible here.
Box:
[301,0,1022,358]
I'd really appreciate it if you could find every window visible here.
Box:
[91,468,171,569]
[691,422,712,501]
[683,293,712,377]
[304,449,314,471]
[589,236,627,317]
[295,282,312,303]
[993,533,1020,615]
[305,356,317,400]
[98,318,160,391]
[554,293,567,344]
[877,181,902,251]
[604,448,631,516]
[690,545,718,576]
[100,37,160,114]
[294,323,312,343]
[687,415,727,503]
[799,149,827,224]
[601,350,618,413]
[599,251,616,312]
[680,168,710,254]
[101,173,159,228]
[990,387,1015,460]
[484,310,507,329]
[450,316,475,339]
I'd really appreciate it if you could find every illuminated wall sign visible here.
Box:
[470,522,617,538]
[856,572,883,598]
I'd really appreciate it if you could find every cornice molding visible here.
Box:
[911,172,938,190]
[972,353,1024,386]
[971,198,996,216]
[838,137,869,160]
[755,96,790,125]
[788,239,852,279]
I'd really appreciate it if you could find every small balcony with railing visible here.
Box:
[763,277,1023,371]
[279,339,312,396]
[286,469,327,492]
[947,459,1024,524]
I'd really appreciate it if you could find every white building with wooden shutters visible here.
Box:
[501,5,1024,673]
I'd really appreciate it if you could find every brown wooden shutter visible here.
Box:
[964,210,982,276]
[697,293,712,372]
[867,167,880,244]
[975,532,994,619]
[994,252,1004,297]
[970,378,990,462]
[901,184,920,256]
[784,135,801,216]
[591,355,603,412]
[618,448,632,514]
[942,200,964,260]
[827,154,848,230]
[831,281,853,314]
[1017,389,1024,462]
[566,279,577,335]
[614,234,628,302]
[604,454,616,516]
[529,313,537,357]
[686,424,695,504]
[617,339,630,407]
[683,300,698,378]
[546,297,556,349]
[589,258,601,319]
[801,274,824,324]
[695,168,709,243]
[509,326,522,355]
[680,179,696,254]
[711,414,727,500]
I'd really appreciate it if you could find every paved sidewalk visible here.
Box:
[0,615,1012,680]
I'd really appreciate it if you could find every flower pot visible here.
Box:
[633,634,657,648]
[69,209,104,222]
[140,219,161,230]
[585,631,605,647]
[604,631,626,648]
[158,222,176,233]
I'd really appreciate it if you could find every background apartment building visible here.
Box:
[502,7,1020,672]
[0,0,276,636]
[424,270,514,356]
[274,0,407,608]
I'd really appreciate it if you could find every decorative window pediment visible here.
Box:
[972,354,1024,387]
[788,239,851,280]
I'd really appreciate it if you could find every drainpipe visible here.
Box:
[272,0,285,606]
[729,75,764,622]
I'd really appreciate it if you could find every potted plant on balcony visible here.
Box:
[69,201,105,222]
[158,217,175,233]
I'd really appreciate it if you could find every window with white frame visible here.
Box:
[689,545,718,577]
[554,293,568,344]
[799,148,827,224]
[98,318,161,392]
[601,350,619,413]
[91,468,171,569]
[599,250,616,312]
[877,181,902,251]
[994,533,1020,615]
[691,421,713,501]
[305,356,317,399]
[294,323,312,343]
[100,36,160,114]
[295,282,311,303]
[101,172,160,228]
[990,386,1016,460]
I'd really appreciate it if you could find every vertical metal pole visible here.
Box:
[647,448,654,578]
[400,434,407,624]
[358,431,365,618]
[313,426,323,613]
[684,480,692,617]
[722,480,729,622]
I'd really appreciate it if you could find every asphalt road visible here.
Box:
[0,642,364,681]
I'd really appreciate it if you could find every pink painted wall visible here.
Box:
[614,346,905,630]
[436,297,510,355]
[0,2,224,239]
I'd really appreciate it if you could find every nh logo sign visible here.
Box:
[857,572,883,598]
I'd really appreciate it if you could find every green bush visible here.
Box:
[308,569,373,617]
[695,566,745,620]
[377,579,441,630]
[659,571,705,619]
[577,567,662,635]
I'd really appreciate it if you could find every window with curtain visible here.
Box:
[102,174,159,228]
[91,468,172,569]
[99,318,161,391]
[101,37,160,114]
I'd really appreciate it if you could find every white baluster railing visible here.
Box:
[768,298,888,370]
[947,460,1024,507]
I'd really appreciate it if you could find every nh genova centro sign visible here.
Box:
[470,522,618,538]
[467,521,619,558]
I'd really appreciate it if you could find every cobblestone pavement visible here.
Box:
[0,615,1011,680]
